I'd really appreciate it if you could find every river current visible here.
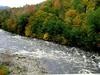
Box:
[0,29,100,74]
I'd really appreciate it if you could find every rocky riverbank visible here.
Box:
[0,50,47,75]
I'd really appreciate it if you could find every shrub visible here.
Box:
[43,33,49,40]
[25,25,32,37]
[0,65,10,75]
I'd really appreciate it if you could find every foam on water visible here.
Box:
[0,29,100,74]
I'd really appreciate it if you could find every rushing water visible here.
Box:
[0,29,100,74]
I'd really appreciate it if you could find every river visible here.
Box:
[0,29,100,74]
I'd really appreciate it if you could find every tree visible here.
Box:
[23,5,35,14]
[30,10,49,35]
[17,14,29,35]
[72,0,86,12]
[87,0,96,11]
[93,7,100,32]
[43,14,65,35]
[6,17,17,33]
[0,10,11,30]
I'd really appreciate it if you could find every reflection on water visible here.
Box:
[0,29,100,74]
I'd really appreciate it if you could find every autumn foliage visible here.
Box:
[0,0,100,51]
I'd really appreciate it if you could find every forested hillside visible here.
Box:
[0,0,100,51]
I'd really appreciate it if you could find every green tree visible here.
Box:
[17,14,29,35]
[43,14,65,35]
[94,7,100,32]
[72,0,86,12]
[30,10,49,36]
[0,10,11,30]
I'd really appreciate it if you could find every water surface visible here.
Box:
[0,29,100,74]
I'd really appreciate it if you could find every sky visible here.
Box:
[0,0,46,7]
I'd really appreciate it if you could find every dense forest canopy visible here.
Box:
[0,0,100,51]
